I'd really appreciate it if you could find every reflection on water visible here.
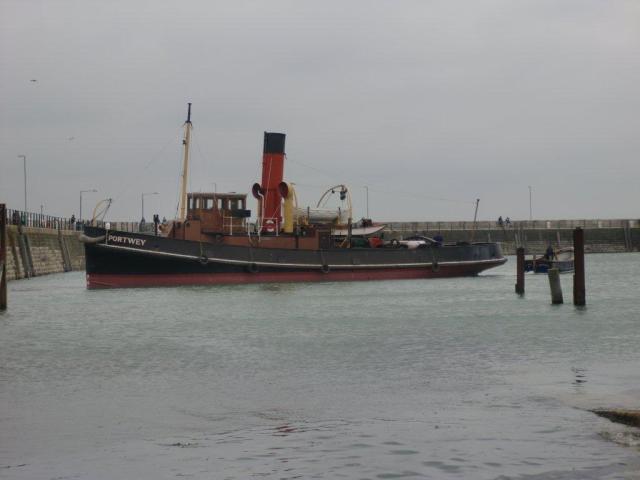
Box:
[1,253,640,479]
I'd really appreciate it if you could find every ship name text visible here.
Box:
[108,235,147,247]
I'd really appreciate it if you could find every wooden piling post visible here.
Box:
[515,247,525,295]
[548,268,563,304]
[1,204,7,311]
[573,227,586,306]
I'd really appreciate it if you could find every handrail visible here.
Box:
[385,219,639,231]
[3,208,156,233]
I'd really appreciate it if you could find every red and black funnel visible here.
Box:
[255,132,286,233]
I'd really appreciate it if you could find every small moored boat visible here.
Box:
[524,247,574,274]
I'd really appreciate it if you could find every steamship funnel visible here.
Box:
[258,132,286,233]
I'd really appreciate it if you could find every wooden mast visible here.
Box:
[178,103,192,221]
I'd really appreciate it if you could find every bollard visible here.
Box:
[573,228,586,306]
[515,247,525,295]
[1,203,7,311]
[548,268,563,304]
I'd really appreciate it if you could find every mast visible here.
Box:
[178,103,192,221]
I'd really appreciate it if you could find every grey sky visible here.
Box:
[1,0,639,222]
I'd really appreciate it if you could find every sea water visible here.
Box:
[1,254,639,479]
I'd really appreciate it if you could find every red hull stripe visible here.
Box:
[86,261,505,289]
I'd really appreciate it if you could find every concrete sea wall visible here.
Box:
[4,226,84,281]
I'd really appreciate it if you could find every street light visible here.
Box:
[80,189,97,221]
[528,185,532,221]
[141,192,159,222]
[18,155,26,211]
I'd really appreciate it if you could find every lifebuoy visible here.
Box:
[265,219,276,233]
[431,262,440,273]
[198,255,209,265]
[321,264,330,274]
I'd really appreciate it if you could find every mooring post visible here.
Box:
[1,203,7,311]
[515,247,525,295]
[573,227,586,306]
[548,268,563,304]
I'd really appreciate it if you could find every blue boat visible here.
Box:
[524,247,574,273]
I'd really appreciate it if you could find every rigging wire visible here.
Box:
[109,126,185,211]
[191,130,214,191]
[286,156,476,206]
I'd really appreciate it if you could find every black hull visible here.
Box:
[83,227,507,288]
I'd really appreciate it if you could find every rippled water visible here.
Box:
[1,254,640,479]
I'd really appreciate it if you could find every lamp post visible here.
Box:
[80,189,97,221]
[528,185,532,221]
[364,186,369,219]
[18,155,26,211]
[141,192,159,222]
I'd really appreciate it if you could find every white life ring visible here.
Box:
[265,219,276,233]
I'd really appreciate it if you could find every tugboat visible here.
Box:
[82,105,507,288]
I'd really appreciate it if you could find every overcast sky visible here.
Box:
[1,0,639,222]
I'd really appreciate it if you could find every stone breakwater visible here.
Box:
[4,226,84,281]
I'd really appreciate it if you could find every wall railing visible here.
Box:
[5,208,638,233]
[385,219,639,232]
[4,209,157,233]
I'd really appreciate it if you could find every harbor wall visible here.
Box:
[4,226,84,281]
[4,220,638,282]
[386,222,640,255]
